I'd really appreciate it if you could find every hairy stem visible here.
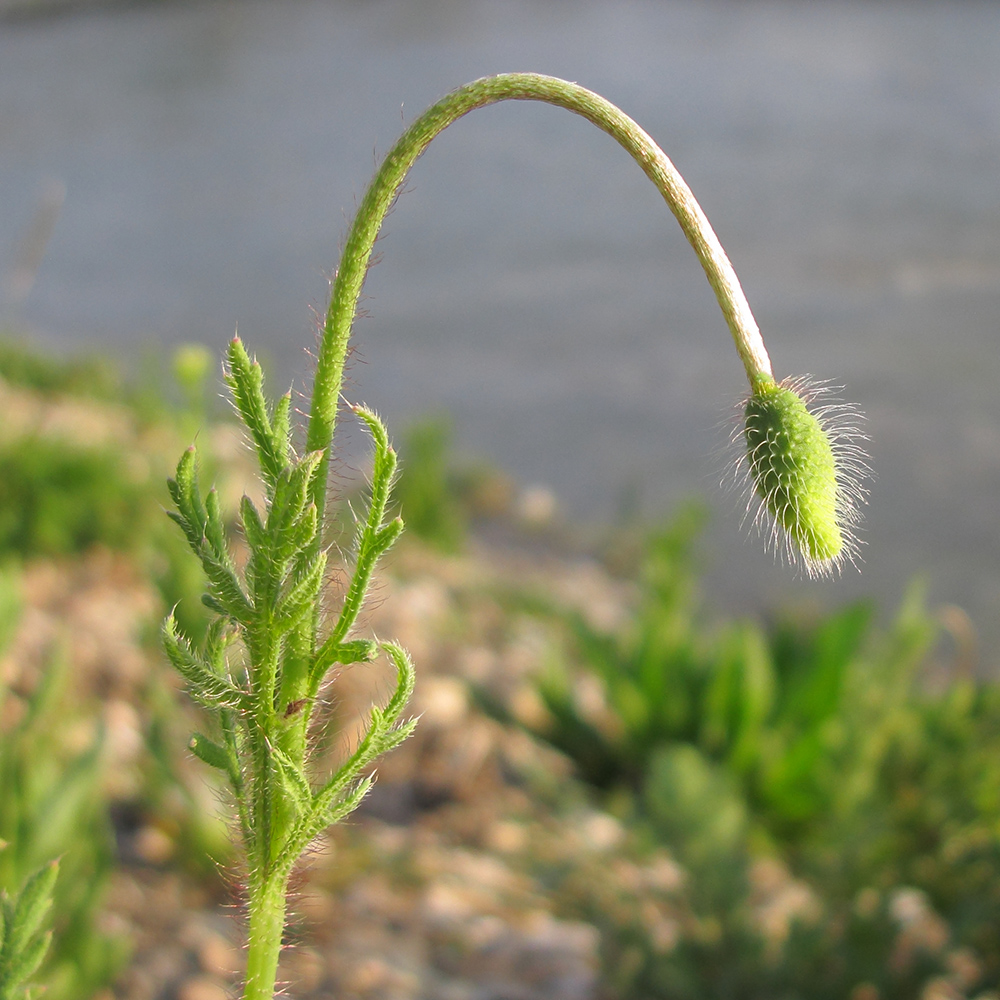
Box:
[307,72,772,516]
[244,873,288,1000]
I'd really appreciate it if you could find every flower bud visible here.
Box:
[741,376,869,577]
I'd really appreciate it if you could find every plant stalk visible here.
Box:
[243,872,288,1000]
[307,72,772,517]
[237,73,777,999]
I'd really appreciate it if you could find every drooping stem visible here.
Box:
[307,72,772,516]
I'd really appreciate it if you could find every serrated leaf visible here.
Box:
[275,552,326,630]
[226,338,284,486]
[204,488,229,561]
[8,862,57,953]
[163,615,248,711]
[200,551,252,622]
[271,747,313,817]
[374,517,404,557]
[1,929,51,997]
[310,638,378,686]
[272,392,292,467]
[380,642,416,727]
[240,495,266,552]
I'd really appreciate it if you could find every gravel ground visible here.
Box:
[3,536,647,1000]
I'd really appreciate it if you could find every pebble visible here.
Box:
[176,977,230,1000]
[197,933,241,978]
[416,676,468,729]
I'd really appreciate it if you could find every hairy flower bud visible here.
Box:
[740,376,869,577]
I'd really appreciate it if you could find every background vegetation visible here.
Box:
[0,337,997,1000]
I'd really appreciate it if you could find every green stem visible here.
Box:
[243,872,288,1000]
[306,72,773,515]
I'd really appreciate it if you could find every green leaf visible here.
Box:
[200,550,252,623]
[328,410,403,645]
[0,861,57,1000]
[272,392,292,466]
[275,553,326,630]
[204,488,229,561]
[296,642,415,857]
[270,747,313,817]
[321,773,375,828]
[373,517,404,557]
[277,503,319,567]
[163,614,249,711]
[166,446,208,551]
[226,338,284,486]
[2,929,51,994]
[240,495,267,553]
[8,862,58,953]
[267,452,323,540]
[310,638,378,687]
[380,642,416,727]
[189,733,230,771]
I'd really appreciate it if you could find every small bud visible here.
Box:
[739,376,869,577]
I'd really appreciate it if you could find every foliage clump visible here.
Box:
[507,510,1000,999]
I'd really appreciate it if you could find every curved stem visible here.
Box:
[307,72,772,514]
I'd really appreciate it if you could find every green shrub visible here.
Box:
[0,340,120,402]
[515,510,1000,996]
[0,438,151,558]
[393,416,467,552]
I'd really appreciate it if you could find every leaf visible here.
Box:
[310,638,378,687]
[2,929,50,995]
[380,642,416,727]
[0,861,57,1000]
[204,488,229,561]
[271,392,292,464]
[6,861,57,957]
[275,552,327,630]
[328,409,403,645]
[189,733,230,771]
[166,446,208,551]
[373,517,404,557]
[240,495,266,553]
[226,338,285,486]
[163,614,249,711]
[293,641,416,861]
[270,747,313,817]
[199,550,253,623]
[267,451,323,540]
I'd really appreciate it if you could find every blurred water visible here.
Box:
[2,0,1000,652]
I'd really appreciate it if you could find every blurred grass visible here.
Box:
[0,570,127,1000]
